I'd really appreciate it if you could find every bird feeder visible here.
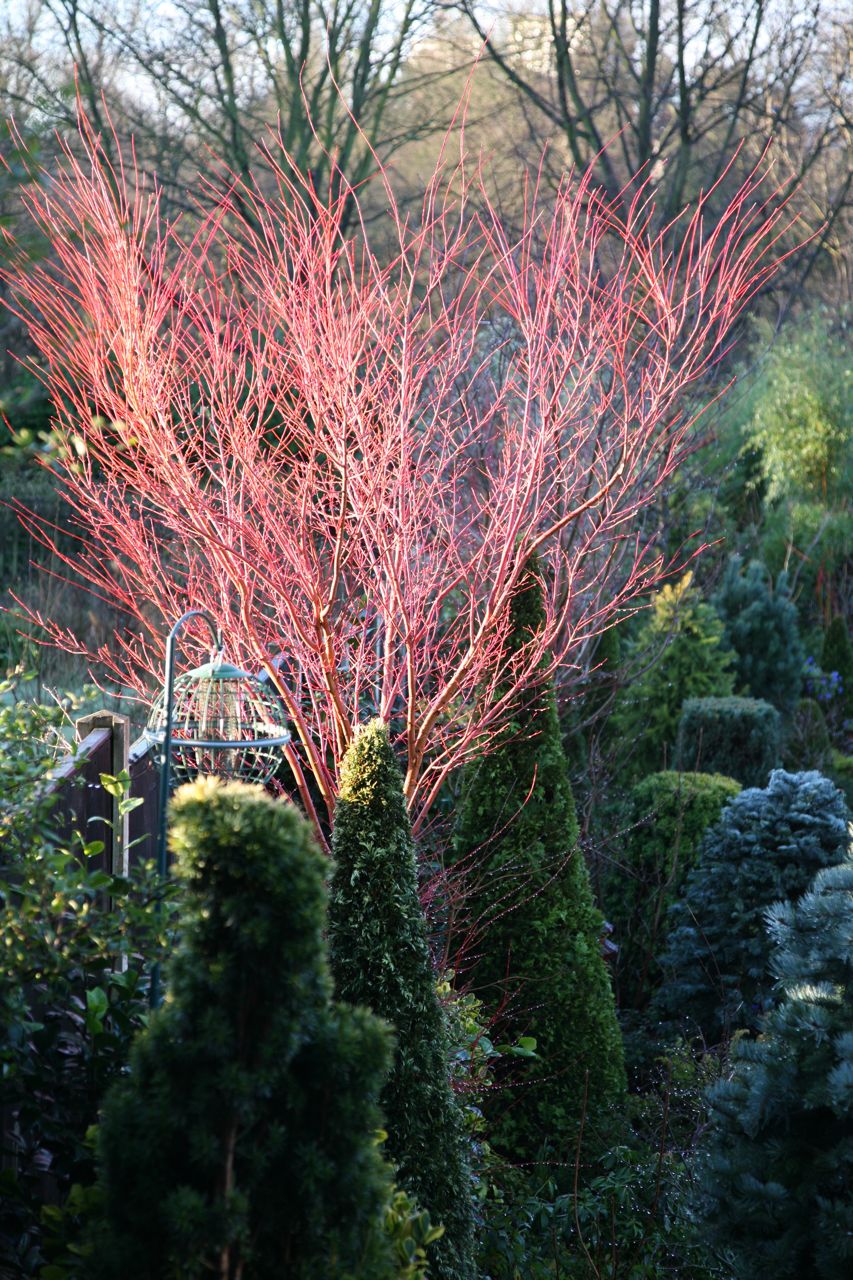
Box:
[144,610,291,879]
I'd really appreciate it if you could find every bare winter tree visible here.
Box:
[0,0,435,227]
[455,0,852,295]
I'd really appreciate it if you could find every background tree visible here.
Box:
[328,720,474,1280]
[712,556,804,714]
[95,778,400,1280]
[725,310,853,626]
[453,557,626,1161]
[0,0,433,230]
[455,0,853,297]
[654,769,850,1041]
[700,852,853,1280]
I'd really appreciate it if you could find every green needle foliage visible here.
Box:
[713,556,803,714]
[700,852,853,1279]
[328,720,475,1280]
[611,572,736,781]
[603,771,741,1010]
[94,779,400,1280]
[655,770,850,1043]
[454,557,626,1164]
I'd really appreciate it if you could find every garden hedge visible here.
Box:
[676,695,781,787]
[603,770,741,1010]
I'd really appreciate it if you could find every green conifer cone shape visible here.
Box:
[94,779,399,1280]
[328,720,475,1280]
[454,556,626,1164]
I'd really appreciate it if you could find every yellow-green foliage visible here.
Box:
[612,573,736,780]
[746,313,851,506]
[603,771,742,1010]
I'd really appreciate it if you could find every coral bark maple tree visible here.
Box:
[1,113,795,844]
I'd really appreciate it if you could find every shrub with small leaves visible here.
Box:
[453,558,626,1167]
[602,771,741,1010]
[0,785,174,1276]
[94,779,401,1280]
[610,572,736,780]
[655,770,850,1042]
[676,695,781,788]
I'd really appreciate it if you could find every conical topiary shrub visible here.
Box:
[328,720,475,1280]
[453,557,626,1162]
[610,571,736,781]
[94,779,399,1280]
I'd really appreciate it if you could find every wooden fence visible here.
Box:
[41,712,160,870]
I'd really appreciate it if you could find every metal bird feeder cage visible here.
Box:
[145,609,291,879]
[145,659,291,788]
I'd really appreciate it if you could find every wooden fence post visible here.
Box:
[76,712,130,877]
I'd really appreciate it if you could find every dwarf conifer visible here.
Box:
[700,853,853,1279]
[94,779,398,1280]
[328,720,475,1280]
[611,572,736,780]
[454,557,626,1162]
[655,769,849,1041]
[713,556,803,714]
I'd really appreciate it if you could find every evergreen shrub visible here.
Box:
[700,852,853,1279]
[782,697,832,772]
[610,573,735,780]
[0,737,174,1274]
[821,615,853,721]
[713,556,803,713]
[603,771,741,1010]
[95,779,400,1280]
[675,695,781,787]
[655,770,850,1042]
[328,720,474,1280]
[453,557,625,1163]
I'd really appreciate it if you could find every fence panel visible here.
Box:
[129,737,159,868]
